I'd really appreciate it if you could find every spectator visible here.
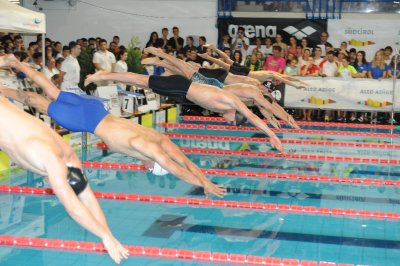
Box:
[198,36,207,53]
[13,35,23,52]
[273,33,288,57]
[245,53,262,71]
[287,36,298,57]
[368,50,388,80]
[43,57,59,80]
[54,41,63,59]
[45,45,56,61]
[93,39,116,73]
[146,32,160,48]
[264,45,286,73]
[183,36,195,56]
[319,51,339,77]
[167,26,184,52]
[55,57,64,72]
[254,37,263,53]
[337,55,357,79]
[383,46,393,65]
[62,45,70,59]
[218,34,231,51]
[60,41,81,90]
[388,56,400,79]
[301,57,319,121]
[315,31,332,57]
[262,37,273,57]
[32,52,43,71]
[338,41,349,56]
[231,26,249,57]
[352,51,368,78]
[109,41,118,55]
[159,28,169,50]
[0,46,5,56]
[313,46,324,66]
[114,50,128,73]
[232,50,244,66]
[51,74,61,88]
[348,48,357,65]
[113,36,120,46]
[300,37,312,53]
[81,38,89,49]
[223,47,232,63]
[185,47,204,65]
[284,57,300,76]
[298,48,311,68]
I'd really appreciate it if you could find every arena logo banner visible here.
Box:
[217,18,327,45]
[284,77,400,112]
[328,19,400,61]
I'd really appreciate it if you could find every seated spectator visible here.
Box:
[55,57,64,72]
[32,52,43,71]
[388,56,400,79]
[254,37,264,54]
[352,51,368,78]
[368,51,388,80]
[256,50,264,65]
[54,41,63,59]
[232,50,244,66]
[185,47,204,65]
[263,45,286,73]
[45,45,56,61]
[383,46,393,65]
[159,28,169,51]
[167,26,184,52]
[183,36,195,56]
[301,57,319,76]
[51,74,61,88]
[298,48,311,68]
[146,32,161,48]
[197,36,207,54]
[218,34,231,51]
[231,26,250,57]
[43,57,60,80]
[245,53,262,71]
[284,57,300,76]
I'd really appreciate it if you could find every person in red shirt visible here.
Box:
[300,57,319,121]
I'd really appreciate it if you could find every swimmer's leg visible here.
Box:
[0,85,50,114]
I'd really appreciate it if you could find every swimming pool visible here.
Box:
[1,116,399,265]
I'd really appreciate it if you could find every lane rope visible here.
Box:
[0,185,398,221]
[0,235,354,266]
[182,115,396,130]
[161,123,399,138]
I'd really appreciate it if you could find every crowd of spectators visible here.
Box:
[1,26,399,124]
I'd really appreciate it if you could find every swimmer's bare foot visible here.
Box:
[0,54,18,68]
[84,70,109,87]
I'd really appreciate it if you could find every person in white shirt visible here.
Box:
[114,50,128,89]
[93,39,116,86]
[60,41,81,90]
[231,27,250,57]
[43,57,59,80]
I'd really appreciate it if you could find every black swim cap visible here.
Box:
[235,112,247,126]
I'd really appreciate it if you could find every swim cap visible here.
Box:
[17,71,26,79]
[151,162,169,176]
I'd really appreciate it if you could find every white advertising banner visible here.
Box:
[328,19,400,61]
[284,77,400,111]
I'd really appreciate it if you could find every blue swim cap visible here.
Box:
[17,71,26,79]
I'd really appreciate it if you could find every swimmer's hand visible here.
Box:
[203,43,215,50]
[102,235,129,264]
[197,53,209,59]
[203,182,227,198]
[288,115,301,129]
[270,136,284,154]
[84,70,110,87]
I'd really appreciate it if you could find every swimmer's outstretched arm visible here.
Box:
[203,44,234,66]
[160,136,226,198]
[0,85,50,114]
[44,156,128,264]
[0,54,60,100]
[228,95,284,153]
[197,53,231,70]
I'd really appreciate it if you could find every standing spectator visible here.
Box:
[43,57,59,80]
[62,45,70,59]
[159,28,169,51]
[273,33,288,57]
[167,26,184,52]
[300,37,312,53]
[298,48,311,68]
[368,51,388,80]
[31,52,43,71]
[315,31,332,57]
[383,46,393,65]
[319,51,339,77]
[388,56,400,79]
[113,36,120,46]
[183,36,195,56]
[337,55,357,79]
[348,48,357,65]
[287,36,298,57]
[81,38,89,49]
[262,37,273,57]
[301,57,319,121]
[254,37,263,53]
[263,45,286,73]
[93,39,116,73]
[218,34,231,51]
[60,41,81,90]
[338,41,349,55]
[197,36,207,53]
[231,26,249,57]
[114,50,128,89]
[352,51,368,78]
[55,57,64,72]
[313,46,324,66]
[13,35,24,52]
[146,32,160,48]
[54,41,63,59]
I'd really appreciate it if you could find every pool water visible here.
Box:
[0,118,399,265]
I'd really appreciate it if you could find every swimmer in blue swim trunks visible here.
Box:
[142,47,299,129]
[0,91,128,264]
[0,54,227,198]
